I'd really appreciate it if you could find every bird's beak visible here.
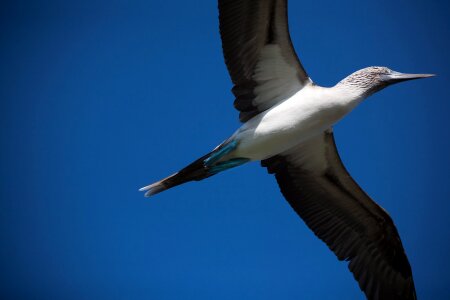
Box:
[381,71,435,84]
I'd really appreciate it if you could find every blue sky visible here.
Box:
[1,0,449,299]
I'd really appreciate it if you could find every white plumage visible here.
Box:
[229,83,363,161]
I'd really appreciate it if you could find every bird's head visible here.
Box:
[338,66,434,98]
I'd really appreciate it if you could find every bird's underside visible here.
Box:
[138,0,432,299]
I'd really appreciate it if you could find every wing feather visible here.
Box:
[219,0,311,122]
[262,131,416,300]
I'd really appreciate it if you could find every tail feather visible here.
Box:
[139,153,213,197]
[139,173,178,197]
[139,141,249,197]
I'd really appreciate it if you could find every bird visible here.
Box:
[140,1,433,299]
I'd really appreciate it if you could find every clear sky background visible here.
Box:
[1,0,449,299]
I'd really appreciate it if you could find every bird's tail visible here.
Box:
[139,141,249,197]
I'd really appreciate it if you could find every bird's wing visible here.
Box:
[218,0,311,122]
[261,130,416,300]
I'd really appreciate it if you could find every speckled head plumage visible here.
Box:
[338,66,434,97]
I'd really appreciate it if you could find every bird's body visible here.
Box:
[228,83,361,161]
[140,1,433,299]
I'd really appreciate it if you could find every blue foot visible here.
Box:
[204,140,238,167]
[209,158,250,174]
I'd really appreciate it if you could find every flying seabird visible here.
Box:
[140,1,433,299]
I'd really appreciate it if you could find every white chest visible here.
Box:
[230,85,361,160]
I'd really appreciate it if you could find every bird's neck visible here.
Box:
[329,82,368,110]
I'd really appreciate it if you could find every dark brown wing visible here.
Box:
[219,0,311,122]
[262,131,416,300]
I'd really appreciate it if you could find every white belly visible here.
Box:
[228,85,359,161]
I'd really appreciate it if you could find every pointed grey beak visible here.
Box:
[381,71,435,83]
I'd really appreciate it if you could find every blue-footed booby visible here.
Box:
[140,1,433,299]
